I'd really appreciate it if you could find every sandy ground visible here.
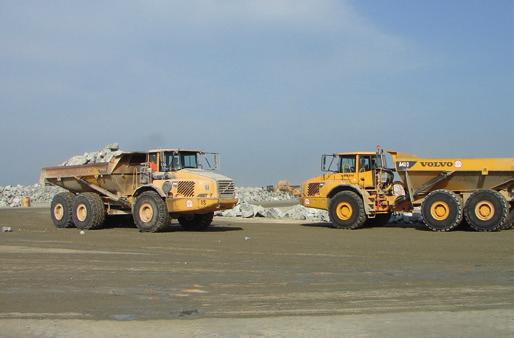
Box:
[0,208,513,337]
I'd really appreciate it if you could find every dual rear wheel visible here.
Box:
[51,192,105,230]
[421,189,511,232]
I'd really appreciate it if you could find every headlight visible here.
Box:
[162,181,173,194]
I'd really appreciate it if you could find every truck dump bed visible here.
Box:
[394,154,514,203]
[40,152,147,196]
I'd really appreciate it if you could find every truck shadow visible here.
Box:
[160,225,243,233]
[103,216,137,229]
[301,222,476,232]
[102,216,243,232]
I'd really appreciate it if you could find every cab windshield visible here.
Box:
[322,153,393,172]
[161,152,199,171]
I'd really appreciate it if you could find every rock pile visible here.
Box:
[215,187,329,222]
[390,207,423,224]
[235,187,298,203]
[0,184,64,208]
[61,143,123,166]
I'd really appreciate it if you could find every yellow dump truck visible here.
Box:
[41,149,237,232]
[301,148,513,232]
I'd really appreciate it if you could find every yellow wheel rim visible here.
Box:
[54,204,64,221]
[336,202,353,221]
[430,201,450,221]
[475,201,495,221]
[76,204,88,222]
[139,203,154,223]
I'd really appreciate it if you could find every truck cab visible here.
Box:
[301,150,398,229]
[319,152,385,188]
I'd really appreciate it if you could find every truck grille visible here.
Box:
[218,180,235,199]
[307,183,321,196]
[177,181,195,197]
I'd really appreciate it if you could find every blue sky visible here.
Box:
[0,0,512,185]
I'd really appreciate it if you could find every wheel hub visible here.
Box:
[430,201,449,221]
[76,204,88,222]
[54,204,64,221]
[475,201,495,221]
[139,203,154,223]
[336,202,353,221]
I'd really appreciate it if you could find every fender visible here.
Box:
[327,184,373,215]
[133,184,167,198]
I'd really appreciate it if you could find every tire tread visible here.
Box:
[328,191,367,230]
[464,189,509,232]
[133,191,169,233]
[50,192,75,228]
[421,189,463,232]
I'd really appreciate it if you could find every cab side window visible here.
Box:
[340,155,356,173]
[148,153,158,171]
[359,156,372,172]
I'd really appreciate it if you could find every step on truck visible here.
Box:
[41,149,237,232]
[301,148,513,232]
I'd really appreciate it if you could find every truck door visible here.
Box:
[340,155,358,184]
[148,152,159,172]
[358,155,374,188]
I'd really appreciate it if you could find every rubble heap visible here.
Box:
[215,187,329,222]
[0,184,64,208]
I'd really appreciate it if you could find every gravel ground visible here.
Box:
[0,208,513,337]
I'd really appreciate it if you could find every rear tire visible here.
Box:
[133,191,169,232]
[464,190,509,232]
[50,192,75,228]
[72,193,106,230]
[178,212,214,231]
[421,190,462,232]
[328,191,367,229]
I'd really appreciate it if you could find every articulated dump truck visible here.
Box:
[301,149,513,232]
[41,149,237,232]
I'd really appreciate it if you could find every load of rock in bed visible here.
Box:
[60,143,123,166]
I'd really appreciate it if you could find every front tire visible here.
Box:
[421,190,462,232]
[328,191,367,229]
[464,190,509,232]
[133,191,170,232]
[178,212,214,231]
[50,192,75,228]
[72,193,106,230]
